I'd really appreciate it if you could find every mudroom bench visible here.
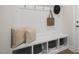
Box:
[12,33,68,54]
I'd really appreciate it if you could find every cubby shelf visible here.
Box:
[12,33,68,54]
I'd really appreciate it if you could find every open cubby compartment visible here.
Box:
[33,43,43,54]
[13,46,32,54]
[42,42,47,54]
[33,42,47,54]
[48,39,58,52]
[59,37,67,46]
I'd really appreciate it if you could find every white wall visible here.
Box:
[13,6,63,36]
[62,5,76,52]
[0,6,18,53]
[0,6,11,53]
[0,5,64,53]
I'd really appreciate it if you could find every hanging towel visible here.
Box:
[11,28,26,48]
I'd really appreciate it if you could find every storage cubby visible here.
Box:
[33,44,42,54]
[59,37,67,46]
[42,42,47,54]
[48,40,58,53]
[33,42,47,54]
[12,35,68,54]
[48,40,58,49]
[13,46,32,54]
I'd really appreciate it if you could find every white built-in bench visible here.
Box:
[11,33,68,54]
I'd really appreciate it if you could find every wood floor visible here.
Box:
[58,49,74,54]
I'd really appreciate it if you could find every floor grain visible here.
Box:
[58,49,74,54]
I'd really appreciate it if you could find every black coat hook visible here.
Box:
[54,5,61,14]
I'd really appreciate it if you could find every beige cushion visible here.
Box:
[11,27,36,48]
[26,28,36,44]
[11,28,26,48]
[22,27,36,44]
